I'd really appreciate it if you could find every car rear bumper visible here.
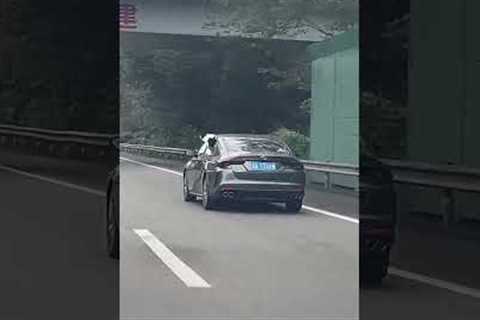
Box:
[212,181,305,202]
[360,237,392,258]
[217,189,304,202]
[360,219,395,258]
[205,168,305,202]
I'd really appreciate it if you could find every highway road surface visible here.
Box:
[120,157,359,319]
[120,155,480,320]
[0,151,117,320]
[1,146,479,320]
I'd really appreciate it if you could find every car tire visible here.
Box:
[106,188,119,259]
[202,178,215,210]
[361,258,388,285]
[286,200,303,213]
[364,268,386,285]
[183,175,194,202]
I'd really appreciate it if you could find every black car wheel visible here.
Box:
[361,255,389,285]
[183,175,194,202]
[202,178,215,210]
[362,264,387,285]
[286,200,303,213]
[106,188,119,259]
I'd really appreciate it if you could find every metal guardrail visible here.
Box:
[0,124,115,145]
[0,124,116,157]
[120,144,480,223]
[120,143,358,190]
[5,134,463,225]
[2,127,474,194]
[120,143,193,160]
[301,160,358,175]
[381,159,480,193]
[380,158,480,226]
[4,127,476,224]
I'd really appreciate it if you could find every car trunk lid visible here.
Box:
[218,153,304,182]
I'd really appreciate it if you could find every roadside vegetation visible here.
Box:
[120,34,312,158]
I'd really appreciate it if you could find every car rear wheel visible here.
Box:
[202,178,215,210]
[286,200,303,213]
[183,175,194,202]
[360,254,389,285]
[106,188,119,259]
[362,263,387,285]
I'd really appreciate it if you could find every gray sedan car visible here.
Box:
[183,134,306,212]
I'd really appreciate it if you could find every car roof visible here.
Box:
[207,134,292,154]
[202,133,290,151]
[213,134,287,146]
[206,133,277,140]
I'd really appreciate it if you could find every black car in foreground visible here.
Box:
[360,152,396,283]
[183,134,306,212]
[105,166,119,259]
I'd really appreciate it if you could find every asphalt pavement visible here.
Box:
[120,158,359,319]
[1,146,479,320]
[0,159,117,320]
[120,155,480,320]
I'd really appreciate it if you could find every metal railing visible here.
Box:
[0,124,116,158]
[381,159,480,193]
[120,144,480,222]
[2,129,473,225]
[119,143,358,189]
[120,143,193,160]
[381,158,480,226]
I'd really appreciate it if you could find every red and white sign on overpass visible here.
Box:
[119,3,138,31]
[118,0,326,41]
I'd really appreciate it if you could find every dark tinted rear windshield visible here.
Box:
[221,137,291,155]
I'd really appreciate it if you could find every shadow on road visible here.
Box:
[190,200,304,215]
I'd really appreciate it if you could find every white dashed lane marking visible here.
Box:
[133,229,211,288]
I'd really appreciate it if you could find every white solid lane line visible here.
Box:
[389,267,480,300]
[120,157,183,177]
[120,156,359,224]
[123,156,480,299]
[0,164,104,197]
[302,205,358,224]
[133,229,211,288]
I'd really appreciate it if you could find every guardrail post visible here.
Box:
[325,172,331,189]
[442,188,455,229]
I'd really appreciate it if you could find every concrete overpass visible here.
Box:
[120,1,360,184]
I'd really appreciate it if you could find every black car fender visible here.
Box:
[202,162,218,191]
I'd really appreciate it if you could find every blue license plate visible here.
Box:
[247,161,277,171]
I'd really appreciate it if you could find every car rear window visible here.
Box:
[221,137,291,155]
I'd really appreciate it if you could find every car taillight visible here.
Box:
[218,162,231,169]
[218,159,245,169]
[363,227,394,239]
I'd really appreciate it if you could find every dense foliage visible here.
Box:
[360,0,409,158]
[271,127,310,159]
[119,0,359,156]
[203,0,358,39]
[120,33,312,154]
[0,1,117,132]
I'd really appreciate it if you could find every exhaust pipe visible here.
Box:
[222,191,235,199]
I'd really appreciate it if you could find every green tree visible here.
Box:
[1,1,117,132]
[120,34,312,147]
[271,127,310,159]
[203,0,358,39]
